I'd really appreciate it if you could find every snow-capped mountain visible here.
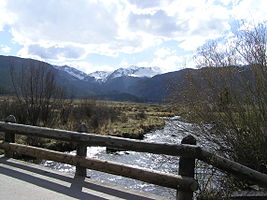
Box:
[88,71,112,82]
[54,65,87,80]
[54,64,162,83]
[106,66,161,80]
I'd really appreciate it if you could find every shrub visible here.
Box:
[177,23,267,195]
[73,99,122,131]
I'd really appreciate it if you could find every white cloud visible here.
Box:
[4,0,232,54]
[179,36,212,51]
[5,0,166,61]
[17,44,86,61]
[128,0,163,9]
[6,0,140,58]
[154,47,175,58]
[6,0,118,44]
[118,60,130,68]
[138,54,195,73]
[127,0,232,54]
[128,10,181,37]
[232,0,267,23]
[0,0,16,31]
[1,45,11,53]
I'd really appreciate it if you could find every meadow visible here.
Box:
[0,97,179,152]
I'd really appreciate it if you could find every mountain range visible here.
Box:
[55,64,161,82]
[0,55,251,103]
[0,55,177,102]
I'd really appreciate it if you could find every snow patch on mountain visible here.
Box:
[54,65,87,80]
[129,66,161,78]
[88,71,112,82]
[108,66,161,80]
[54,64,162,83]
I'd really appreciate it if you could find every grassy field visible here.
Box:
[62,100,177,138]
[93,101,176,138]
[0,99,180,153]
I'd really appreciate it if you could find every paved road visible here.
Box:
[0,156,170,200]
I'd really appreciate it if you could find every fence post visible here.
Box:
[177,135,197,200]
[76,123,88,177]
[4,115,16,158]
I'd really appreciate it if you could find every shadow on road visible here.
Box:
[0,157,165,200]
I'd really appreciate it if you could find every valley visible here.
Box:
[1,2,266,199]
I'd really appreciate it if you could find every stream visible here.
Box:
[41,116,208,199]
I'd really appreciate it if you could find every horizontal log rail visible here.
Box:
[0,142,198,192]
[198,149,267,188]
[0,121,201,157]
[1,116,267,200]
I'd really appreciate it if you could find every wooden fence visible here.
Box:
[0,115,267,200]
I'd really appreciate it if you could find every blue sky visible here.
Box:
[0,0,266,73]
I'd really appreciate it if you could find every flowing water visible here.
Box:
[41,117,204,199]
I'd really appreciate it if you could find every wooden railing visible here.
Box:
[0,115,267,200]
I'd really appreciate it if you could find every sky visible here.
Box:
[0,0,266,74]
